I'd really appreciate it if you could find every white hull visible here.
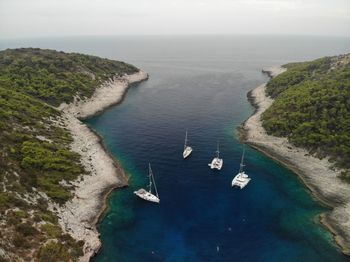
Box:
[208,157,223,170]
[232,172,251,189]
[183,146,193,158]
[134,189,160,203]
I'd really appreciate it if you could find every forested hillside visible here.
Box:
[262,54,350,180]
[0,48,139,261]
[0,48,138,106]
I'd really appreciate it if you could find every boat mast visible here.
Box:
[148,163,153,194]
[216,141,220,158]
[149,163,159,198]
[239,147,245,173]
[184,130,188,150]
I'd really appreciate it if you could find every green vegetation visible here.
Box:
[0,48,139,261]
[0,48,138,106]
[262,54,350,180]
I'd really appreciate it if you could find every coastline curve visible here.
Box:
[52,70,148,261]
[238,67,350,256]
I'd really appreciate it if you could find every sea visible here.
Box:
[1,35,350,262]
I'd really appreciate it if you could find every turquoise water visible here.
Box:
[2,35,350,261]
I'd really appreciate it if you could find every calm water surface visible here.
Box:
[2,35,350,261]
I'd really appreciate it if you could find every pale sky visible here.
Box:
[0,0,349,38]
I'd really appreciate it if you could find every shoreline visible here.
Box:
[238,67,350,256]
[53,70,148,261]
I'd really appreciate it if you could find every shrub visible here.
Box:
[37,242,70,262]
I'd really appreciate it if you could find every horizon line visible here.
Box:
[1,33,350,40]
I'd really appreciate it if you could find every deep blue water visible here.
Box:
[2,35,350,261]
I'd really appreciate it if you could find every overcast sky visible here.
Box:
[0,0,349,38]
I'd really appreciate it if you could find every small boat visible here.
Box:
[134,163,160,203]
[232,147,251,189]
[183,130,193,159]
[208,141,223,170]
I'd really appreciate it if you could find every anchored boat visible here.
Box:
[183,130,193,159]
[134,163,160,203]
[208,141,223,170]
[232,147,251,189]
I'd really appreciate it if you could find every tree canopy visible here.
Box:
[0,48,140,260]
[262,54,350,180]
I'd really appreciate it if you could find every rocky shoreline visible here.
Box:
[53,70,148,261]
[239,67,350,256]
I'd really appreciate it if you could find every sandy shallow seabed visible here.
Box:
[240,67,350,256]
[53,70,148,261]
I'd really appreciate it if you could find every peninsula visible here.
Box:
[0,48,148,261]
[240,54,350,255]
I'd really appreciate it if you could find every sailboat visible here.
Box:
[183,130,193,159]
[134,163,160,203]
[232,147,251,189]
[208,141,223,170]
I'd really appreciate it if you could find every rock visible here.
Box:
[53,70,148,261]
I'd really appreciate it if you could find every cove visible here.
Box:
[81,36,350,262]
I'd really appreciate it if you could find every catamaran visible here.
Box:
[183,130,193,159]
[232,147,251,189]
[208,142,223,170]
[134,163,160,203]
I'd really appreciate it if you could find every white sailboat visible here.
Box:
[232,147,251,189]
[134,163,160,203]
[208,141,223,170]
[183,130,193,159]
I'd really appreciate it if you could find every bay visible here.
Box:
[2,35,349,261]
